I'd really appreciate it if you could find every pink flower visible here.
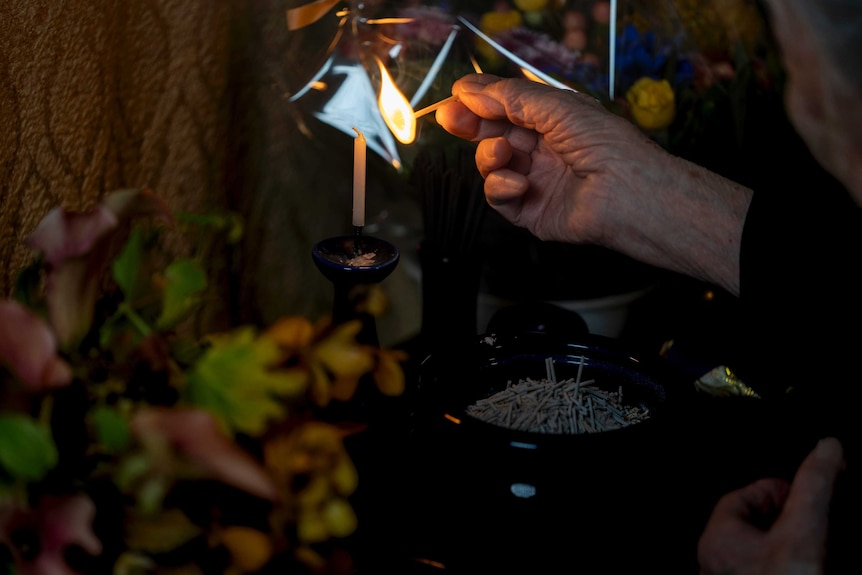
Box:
[131,407,278,502]
[395,6,457,46]
[0,300,72,391]
[24,189,171,350]
[0,493,102,575]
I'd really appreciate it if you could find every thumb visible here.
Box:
[777,437,845,536]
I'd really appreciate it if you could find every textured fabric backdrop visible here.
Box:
[0,1,420,344]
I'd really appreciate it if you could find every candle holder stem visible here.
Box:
[312,234,400,423]
[312,234,399,346]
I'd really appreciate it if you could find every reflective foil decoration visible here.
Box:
[283,1,773,159]
[285,1,465,168]
[282,0,634,165]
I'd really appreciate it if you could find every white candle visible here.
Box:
[352,127,366,227]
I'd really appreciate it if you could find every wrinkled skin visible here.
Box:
[436,75,648,245]
[436,74,752,295]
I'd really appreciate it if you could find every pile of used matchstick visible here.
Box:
[465,356,651,434]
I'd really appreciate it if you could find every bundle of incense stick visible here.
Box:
[411,144,487,258]
[411,144,488,350]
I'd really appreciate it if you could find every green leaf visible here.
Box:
[184,327,308,436]
[124,507,203,552]
[115,452,152,491]
[0,414,58,480]
[113,226,145,301]
[92,406,131,453]
[169,335,205,367]
[156,258,207,330]
[223,213,244,244]
[176,211,244,244]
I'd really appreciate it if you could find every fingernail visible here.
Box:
[815,437,844,461]
[459,80,484,94]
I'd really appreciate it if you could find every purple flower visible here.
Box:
[493,26,582,78]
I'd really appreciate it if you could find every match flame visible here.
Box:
[376,57,416,144]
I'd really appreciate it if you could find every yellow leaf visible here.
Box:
[263,316,314,350]
[314,323,375,376]
[297,475,330,508]
[356,284,389,317]
[185,327,308,435]
[322,498,357,538]
[373,350,407,397]
[220,526,272,573]
[329,373,361,402]
[124,508,202,553]
[309,362,331,407]
[331,455,358,495]
[294,546,326,571]
[301,421,343,449]
[297,509,329,543]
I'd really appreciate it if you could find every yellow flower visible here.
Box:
[514,0,548,11]
[626,77,676,131]
[478,8,523,62]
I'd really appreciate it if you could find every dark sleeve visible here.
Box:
[735,160,862,400]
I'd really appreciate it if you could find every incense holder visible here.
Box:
[312,234,399,345]
[312,234,399,284]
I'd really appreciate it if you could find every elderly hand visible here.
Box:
[697,437,845,575]
[436,73,657,246]
[436,73,753,295]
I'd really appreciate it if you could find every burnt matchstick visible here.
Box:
[414,95,460,119]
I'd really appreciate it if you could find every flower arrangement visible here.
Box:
[388,0,784,161]
[0,189,406,574]
[286,0,783,174]
[487,0,781,157]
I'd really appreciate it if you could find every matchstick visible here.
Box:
[414,94,460,118]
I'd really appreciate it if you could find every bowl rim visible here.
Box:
[416,331,680,446]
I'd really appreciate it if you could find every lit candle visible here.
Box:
[352,127,366,228]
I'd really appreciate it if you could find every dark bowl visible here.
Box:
[407,332,686,570]
[416,331,673,445]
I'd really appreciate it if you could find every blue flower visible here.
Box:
[616,24,694,93]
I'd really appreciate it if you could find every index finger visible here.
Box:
[435,99,513,142]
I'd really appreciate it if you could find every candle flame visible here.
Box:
[376,57,416,144]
